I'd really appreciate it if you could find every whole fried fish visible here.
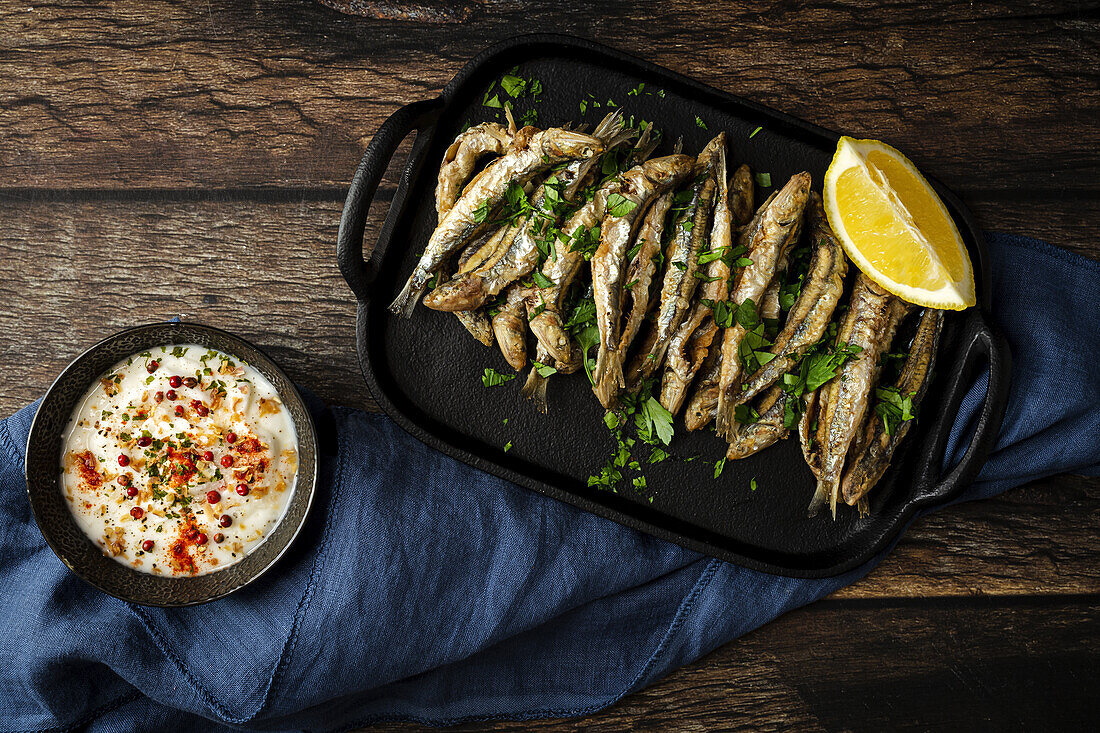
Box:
[616,189,674,368]
[425,113,631,313]
[736,192,848,405]
[590,153,696,407]
[714,172,811,440]
[626,133,725,393]
[841,307,944,506]
[660,143,735,415]
[810,275,910,517]
[391,126,604,317]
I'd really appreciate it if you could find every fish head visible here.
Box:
[773,171,813,217]
[539,130,605,162]
[697,132,727,167]
[641,153,696,187]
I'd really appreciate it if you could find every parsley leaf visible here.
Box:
[642,397,674,446]
[531,271,553,289]
[606,193,638,218]
[875,386,916,435]
[532,361,558,378]
[482,368,516,387]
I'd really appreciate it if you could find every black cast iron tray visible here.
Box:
[336,34,1011,578]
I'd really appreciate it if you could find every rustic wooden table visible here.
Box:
[2,0,1097,729]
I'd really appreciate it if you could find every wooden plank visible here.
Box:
[1,199,1097,599]
[361,598,1100,732]
[0,198,367,411]
[0,0,1096,195]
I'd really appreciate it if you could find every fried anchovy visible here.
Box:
[425,115,631,313]
[841,307,944,506]
[435,121,513,218]
[736,193,848,405]
[440,207,523,347]
[525,193,605,361]
[682,174,764,431]
[518,119,643,362]
[590,153,696,407]
[391,126,604,317]
[626,133,725,394]
[726,385,791,460]
[616,190,674,369]
[714,172,811,439]
[810,275,910,517]
[660,144,735,415]
[491,284,532,371]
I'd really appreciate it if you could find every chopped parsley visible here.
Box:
[606,193,638,218]
[481,368,516,387]
[532,361,557,378]
[531,271,553,289]
[875,386,917,436]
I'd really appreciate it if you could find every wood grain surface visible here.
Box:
[1,0,1097,729]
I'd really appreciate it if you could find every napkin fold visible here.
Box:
[1,234,1097,732]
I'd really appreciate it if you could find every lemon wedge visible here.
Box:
[823,136,975,310]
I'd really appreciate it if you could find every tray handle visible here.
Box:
[914,313,1011,506]
[338,98,443,302]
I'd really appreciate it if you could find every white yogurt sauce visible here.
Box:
[60,344,298,576]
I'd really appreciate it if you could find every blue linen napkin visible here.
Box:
[0,234,1097,732]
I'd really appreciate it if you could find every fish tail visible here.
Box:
[521,368,550,414]
[807,479,830,517]
[389,275,425,318]
[659,370,687,416]
[714,392,737,441]
[592,348,620,408]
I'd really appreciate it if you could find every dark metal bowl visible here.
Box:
[25,322,318,606]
